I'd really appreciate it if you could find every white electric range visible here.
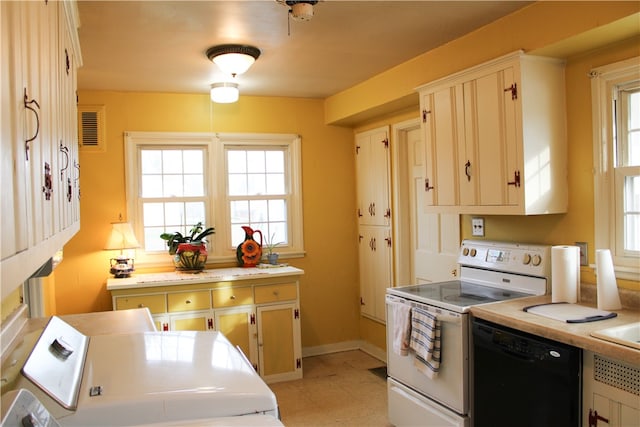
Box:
[3,316,282,426]
[386,239,551,427]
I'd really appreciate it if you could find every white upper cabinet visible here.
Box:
[418,51,568,215]
[1,0,81,298]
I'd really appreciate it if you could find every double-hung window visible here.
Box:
[591,57,640,280]
[125,132,303,266]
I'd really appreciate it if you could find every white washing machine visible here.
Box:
[2,316,283,426]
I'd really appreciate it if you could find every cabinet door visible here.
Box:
[355,127,390,226]
[358,225,392,323]
[1,0,29,260]
[463,65,519,207]
[421,84,465,207]
[215,306,258,371]
[256,303,302,383]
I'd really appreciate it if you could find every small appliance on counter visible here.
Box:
[4,316,281,426]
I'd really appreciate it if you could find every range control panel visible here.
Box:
[458,239,551,279]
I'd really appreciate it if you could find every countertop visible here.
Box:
[470,295,639,365]
[107,265,305,291]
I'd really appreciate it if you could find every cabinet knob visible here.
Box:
[230,295,236,300]
[185,299,192,304]
[273,291,279,297]
[138,303,145,308]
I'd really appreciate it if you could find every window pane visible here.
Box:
[184,174,204,196]
[141,175,163,197]
[266,151,284,173]
[247,151,266,173]
[266,173,285,194]
[230,200,249,223]
[165,202,186,227]
[143,203,164,226]
[163,175,184,197]
[247,173,266,195]
[624,175,640,252]
[183,150,203,174]
[228,151,246,173]
[185,202,206,226]
[145,226,166,252]
[229,174,248,196]
[268,199,286,221]
[630,131,640,167]
[163,150,183,174]
[141,150,162,174]
[250,200,268,223]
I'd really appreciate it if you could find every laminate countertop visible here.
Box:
[470,295,639,366]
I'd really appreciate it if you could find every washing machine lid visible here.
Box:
[69,330,277,424]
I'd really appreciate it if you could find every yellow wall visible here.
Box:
[53,92,361,349]
[47,3,640,355]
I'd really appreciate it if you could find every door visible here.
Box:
[394,119,460,285]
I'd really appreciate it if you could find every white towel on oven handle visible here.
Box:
[409,306,442,378]
[390,301,412,356]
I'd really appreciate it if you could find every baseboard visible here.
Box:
[302,339,387,363]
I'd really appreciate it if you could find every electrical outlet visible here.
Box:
[576,242,588,266]
[472,217,485,237]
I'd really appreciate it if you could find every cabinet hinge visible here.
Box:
[207,318,214,330]
[296,358,302,369]
[253,363,258,372]
[384,208,391,219]
[385,236,392,247]
[422,109,431,123]
[250,313,256,324]
[355,145,360,155]
[507,170,521,188]
[357,208,363,218]
[294,309,300,319]
[360,297,365,306]
[504,83,518,100]
[382,138,389,148]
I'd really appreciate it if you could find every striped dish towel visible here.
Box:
[409,306,442,378]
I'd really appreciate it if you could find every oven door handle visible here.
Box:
[386,294,462,324]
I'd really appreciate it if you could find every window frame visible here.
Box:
[591,56,640,280]
[125,131,304,268]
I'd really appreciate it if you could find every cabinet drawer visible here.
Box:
[167,290,210,312]
[254,283,297,304]
[212,287,253,308]
[115,294,166,314]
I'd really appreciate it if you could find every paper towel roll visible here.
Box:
[596,249,622,310]
[551,246,580,303]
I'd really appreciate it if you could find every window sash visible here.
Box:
[591,57,640,280]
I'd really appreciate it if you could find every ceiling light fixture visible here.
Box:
[206,44,261,77]
[210,82,239,104]
[287,1,317,21]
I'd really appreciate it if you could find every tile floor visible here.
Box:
[269,350,392,426]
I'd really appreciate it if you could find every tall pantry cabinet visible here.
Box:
[1,1,82,298]
[355,127,392,323]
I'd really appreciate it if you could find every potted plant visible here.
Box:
[160,222,215,272]
[263,232,283,265]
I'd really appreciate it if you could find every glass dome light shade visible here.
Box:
[210,82,240,103]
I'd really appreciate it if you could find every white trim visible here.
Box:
[0,304,29,358]
[302,339,386,363]
[591,56,640,281]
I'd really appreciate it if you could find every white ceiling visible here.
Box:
[76,1,531,99]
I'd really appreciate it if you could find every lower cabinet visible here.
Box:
[583,351,639,427]
[109,273,303,383]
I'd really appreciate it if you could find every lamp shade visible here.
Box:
[206,44,260,77]
[210,82,240,103]
[104,222,140,250]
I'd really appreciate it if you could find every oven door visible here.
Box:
[386,294,469,415]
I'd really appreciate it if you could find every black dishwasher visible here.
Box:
[472,318,581,427]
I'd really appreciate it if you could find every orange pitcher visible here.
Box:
[236,226,263,267]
